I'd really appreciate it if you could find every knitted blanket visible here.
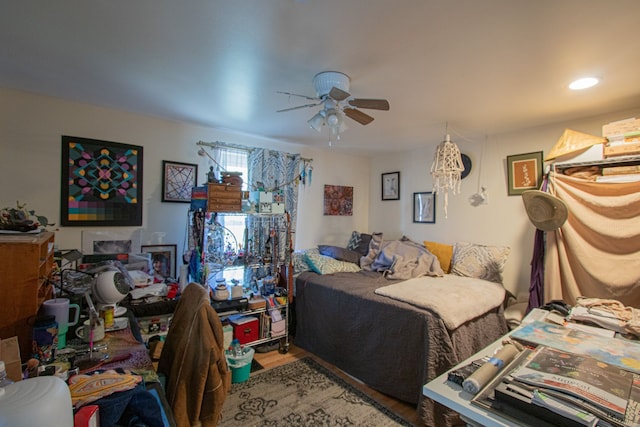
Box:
[375,274,505,329]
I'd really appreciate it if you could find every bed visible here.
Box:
[293,234,510,427]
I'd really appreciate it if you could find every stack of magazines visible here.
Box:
[493,346,640,427]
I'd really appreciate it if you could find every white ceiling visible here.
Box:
[2,1,640,156]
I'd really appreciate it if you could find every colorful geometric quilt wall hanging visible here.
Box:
[61,135,143,226]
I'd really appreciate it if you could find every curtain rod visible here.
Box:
[196,140,313,163]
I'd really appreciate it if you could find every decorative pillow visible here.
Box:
[346,231,373,256]
[450,242,510,284]
[292,249,316,274]
[317,245,361,265]
[305,251,361,275]
[359,232,384,271]
[424,240,454,274]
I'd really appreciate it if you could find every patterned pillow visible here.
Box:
[292,249,316,274]
[346,231,373,256]
[318,245,361,265]
[450,242,510,284]
[424,240,454,274]
[359,232,384,271]
[305,250,361,275]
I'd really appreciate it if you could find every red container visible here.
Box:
[230,316,259,344]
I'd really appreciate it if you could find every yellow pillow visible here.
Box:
[424,241,454,274]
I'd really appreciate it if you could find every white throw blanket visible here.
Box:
[374,274,505,329]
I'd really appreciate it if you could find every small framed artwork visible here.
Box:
[381,171,400,200]
[323,185,353,216]
[413,192,436,223]
[141,244,177,281]
[506,151,544,196]
[162,160,198,203]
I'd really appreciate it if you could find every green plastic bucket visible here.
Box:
[226,346,255,383]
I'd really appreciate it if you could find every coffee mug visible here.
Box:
[75,318,105,343]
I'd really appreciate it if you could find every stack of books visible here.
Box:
[496,346,638,426]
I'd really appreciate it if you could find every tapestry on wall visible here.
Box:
[323,184,353,216]
[60,135,143,226]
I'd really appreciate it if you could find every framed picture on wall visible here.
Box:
[506,151,544,196]
[162,160,198,203]
[413,192,436,223]
[61,135,143,226]
[381,171,400,200]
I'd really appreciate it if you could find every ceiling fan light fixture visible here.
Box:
[313,71,350,97]
[326,109,340,128]
[308,111,325,132]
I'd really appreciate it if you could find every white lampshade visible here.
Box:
[308,111,325,132]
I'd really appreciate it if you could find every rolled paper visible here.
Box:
[462,343,520,394]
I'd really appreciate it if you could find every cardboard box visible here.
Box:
[602,117,640,137]
[230,315,259,344]
[604,140,640,157]
[0,337,22,382]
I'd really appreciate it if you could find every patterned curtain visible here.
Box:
[248,148,301,234]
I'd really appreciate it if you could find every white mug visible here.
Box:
[75,318,105,343]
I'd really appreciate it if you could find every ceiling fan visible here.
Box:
[277,71,390,142]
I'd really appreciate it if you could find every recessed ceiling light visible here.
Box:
[569,77,599,90]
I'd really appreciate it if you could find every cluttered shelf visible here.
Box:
[424,305,640,427]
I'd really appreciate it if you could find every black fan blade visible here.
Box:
[277,102,322,113]
[329,87,351,101]
[349,98,390,111]
[277,91,320,101]
[344,108,374,125]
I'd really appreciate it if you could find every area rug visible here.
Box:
[220,357,412,426]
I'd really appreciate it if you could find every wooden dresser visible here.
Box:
[208,183,242,212]
[0,231,55,360]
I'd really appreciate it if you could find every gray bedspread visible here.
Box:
[294,270,508,427]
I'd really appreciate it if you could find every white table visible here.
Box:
[422,309,556,427]
[422,335,527,427]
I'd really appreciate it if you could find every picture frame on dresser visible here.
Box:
[162,160,198,203]
[142,244,177,280]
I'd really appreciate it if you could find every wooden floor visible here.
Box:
[253,340,422,426]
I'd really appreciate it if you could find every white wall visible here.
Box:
[2,86,638,300]
[0,87,370,259]
[369,107,640,299]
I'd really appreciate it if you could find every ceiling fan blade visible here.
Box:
[277,102,322,113]
[344,108,374,125]
[349,98,390,111]
[329,87,351,101]
[277,91,319,101]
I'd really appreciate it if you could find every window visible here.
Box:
[214,146,248,257]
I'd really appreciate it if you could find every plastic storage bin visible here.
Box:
[226,346,255,383]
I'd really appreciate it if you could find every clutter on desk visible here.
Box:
[460,302,640,427]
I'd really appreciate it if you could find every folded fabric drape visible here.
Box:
[544,172,640,306]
